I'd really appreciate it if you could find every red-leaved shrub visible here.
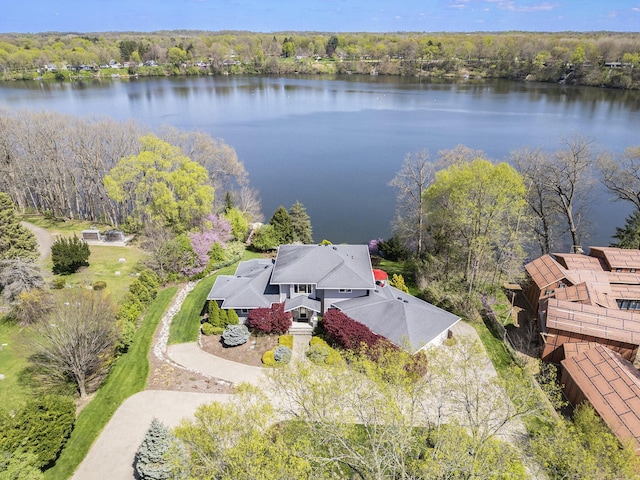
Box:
[322,309,383,351]
[247,303,292,335]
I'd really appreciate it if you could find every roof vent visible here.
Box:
[397,297,403,301]
[332,246,337,250]
[403,300,409,303]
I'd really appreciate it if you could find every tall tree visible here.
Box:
[389,150,434,256]
[516,136,596,252]
[289,200,313,244]
[599,145,640,210]
[424,159,528,293]
[269,206,294,245]
[104,135,215,232]
[29,290,117,398]
[611,209,640,249]
[0,192,38,261]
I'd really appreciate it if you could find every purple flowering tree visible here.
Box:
[181,214,232,277]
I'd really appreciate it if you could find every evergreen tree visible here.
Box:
[51,235,90,275]
[226,308,239,326]
[612,209,640,249]
[219,307,229,327]
[208,300,221,328]
[135,418,187,480]
[0,192,38,261]
[289,200,313,244]
[269,206,294,244]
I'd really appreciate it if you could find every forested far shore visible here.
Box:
[1,30,640,89]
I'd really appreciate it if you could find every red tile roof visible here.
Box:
[546,298,640,346]
[554,253,606,271]
[563,342,602,359]
[590,247,640,271]
[561,345,640,454]
[525,254,567,289]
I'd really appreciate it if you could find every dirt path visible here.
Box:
[21,221,54,260]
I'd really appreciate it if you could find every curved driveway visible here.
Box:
[72,391,232,480]
[21,221,54,260]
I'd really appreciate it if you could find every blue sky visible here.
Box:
[2,0,639,33]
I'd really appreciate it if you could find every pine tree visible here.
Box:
[269,205,295,244]
[208,300,221,327]
[612,209,640,249]
[289,200,313,244]
[227,308,239,326]
[135,418,186,480]
[0,191,38,261]
[219,307,229,327]
[51,235,90,274]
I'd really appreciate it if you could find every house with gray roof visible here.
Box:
[207,244,460,352]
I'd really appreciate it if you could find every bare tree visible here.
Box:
[29,289,117,398]
[234,185,264,223]
[389,150,435,256]
[437,144,486,167]
[514,136,597,252]
[512,147,559,254]
[599,145,640,210]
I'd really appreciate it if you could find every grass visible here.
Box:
[43,286,177,480]
[20,215,107,236]
[46,244,148,303]
[0,321,35,413]
[472,319,514,376]
[168,250,264,345]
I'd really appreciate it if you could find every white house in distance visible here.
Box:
[207,244,461,353]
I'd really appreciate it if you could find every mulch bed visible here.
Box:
[200,334,279,367]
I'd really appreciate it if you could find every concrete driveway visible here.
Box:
[72,391,232,480]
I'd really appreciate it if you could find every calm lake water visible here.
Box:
[2,75,640,247]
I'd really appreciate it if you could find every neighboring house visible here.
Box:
[208,244,460,352]
[524,247,640,364]
[561,343,640,455]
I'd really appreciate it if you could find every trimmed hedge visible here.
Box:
[278,334,294,349]
[307,337,342,365]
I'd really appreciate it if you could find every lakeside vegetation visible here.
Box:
[1,30,640,89]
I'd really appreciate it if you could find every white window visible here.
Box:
[339,288,352,293]
[294,284,311,294]
[299,307,308,319]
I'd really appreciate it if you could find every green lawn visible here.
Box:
[21,215,107,236]
[0,321,35,413]
[168,250,264,345]
[45,244,148,303]
[44,286,177,480]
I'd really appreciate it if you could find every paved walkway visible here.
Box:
[72,391,232,480]
[168,342,267,385]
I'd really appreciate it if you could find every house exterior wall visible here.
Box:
[560,367,588,407]
[317,288,370,313]
[542,327,639,363]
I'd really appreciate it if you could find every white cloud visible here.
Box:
[485,1,558,12]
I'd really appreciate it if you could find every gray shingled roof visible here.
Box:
[284,295,322,313]
[271,244,375,290]
[332,285,460,353]
[207,259,280,309]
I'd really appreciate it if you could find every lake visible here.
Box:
[1,75,640,247]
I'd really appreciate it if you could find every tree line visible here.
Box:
[385,138,640,316]
[1,31,640,88]
[0,109,262,228]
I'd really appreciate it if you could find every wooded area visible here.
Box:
[1,31,640,88]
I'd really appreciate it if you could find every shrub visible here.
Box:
[92,280,107,290]
[274,345,292,364]
[221,324,250,347]
[51,277,66,290]
[201,322,215,336]
[0,394,75,469]
[247,303,292,335]
[51,234,90,274]
[261,349,277,366]
[306,344,329,364]
[208,300,221,327]
[278,334,294,349]
[226,308,239,326]
[322,309,383,351]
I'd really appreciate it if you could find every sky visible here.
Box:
[1,0,639,34]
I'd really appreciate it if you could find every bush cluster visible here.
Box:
[273,345,292,363]
[51,234,90,274]
[92,280,107,290]
[0,395,75,470]
[247,303,292,335]
[201,322,224,336]
[322,309,383,351]
[262,334,295,366]
[115,269,160,352]
[221,324,250,347]
[306,337,342,365]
